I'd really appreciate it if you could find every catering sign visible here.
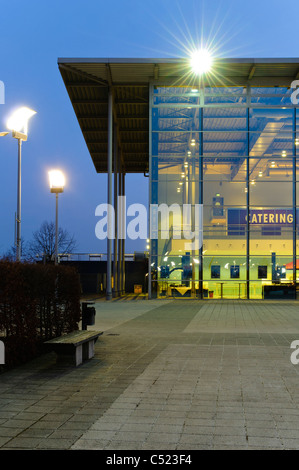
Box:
[227,208,297,235]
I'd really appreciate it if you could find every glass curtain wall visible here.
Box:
[150,84,298,299]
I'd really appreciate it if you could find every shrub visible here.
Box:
[0,261,81,368]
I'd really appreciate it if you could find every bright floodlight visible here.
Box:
[190,49,213,75]
[7,107,37,135]
[49,170,65,193]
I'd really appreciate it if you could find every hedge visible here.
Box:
[0,261,81,368]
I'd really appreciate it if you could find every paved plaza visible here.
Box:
[1,299,299,450]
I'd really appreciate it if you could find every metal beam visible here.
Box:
[78,116,148,121]
[59,64,108,87]
[248,65,256,80]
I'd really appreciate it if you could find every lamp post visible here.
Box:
[6,107,36,262]
[48,170,65,265]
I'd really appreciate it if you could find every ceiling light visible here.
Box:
[190,49,213,76]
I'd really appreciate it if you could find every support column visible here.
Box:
[246,106,250,299]
[121,173,126,295]
[198,108,203,299]
[117,165,122,296]
[16,138,22,262]
[106,89,113,300]
[113,124,118,297]
[293,108,297,288]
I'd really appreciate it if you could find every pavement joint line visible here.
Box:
[2,300,299,449]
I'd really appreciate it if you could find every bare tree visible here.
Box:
[1,239,31,262]
[28,221,77,261]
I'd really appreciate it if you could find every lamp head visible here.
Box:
[7,107,37,138]
[48,170,65,193]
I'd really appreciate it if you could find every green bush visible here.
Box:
[0,261,81,368]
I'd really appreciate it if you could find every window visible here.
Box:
[211,265,220,279]
[230,265,240,279]
[258,266,268,279]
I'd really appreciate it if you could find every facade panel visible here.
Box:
[150,84,298,299]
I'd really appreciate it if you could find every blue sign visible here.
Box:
[227,208,298,236]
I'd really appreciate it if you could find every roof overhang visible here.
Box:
[58,57,299,174]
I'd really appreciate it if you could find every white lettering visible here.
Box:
[127,203,147,240]
[0,341,4,365]
[0,81,4,104]
[291,80,299,105]
[290,340,299,365]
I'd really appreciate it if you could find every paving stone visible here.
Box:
[1,299,299,450]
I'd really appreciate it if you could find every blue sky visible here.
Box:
[0,0,298,255]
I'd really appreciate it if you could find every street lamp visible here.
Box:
[6,107,37,262]
[48,170,65,265]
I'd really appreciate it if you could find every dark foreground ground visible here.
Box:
[1,298,299,450]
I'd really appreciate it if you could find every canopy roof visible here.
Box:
[58,58,299,173]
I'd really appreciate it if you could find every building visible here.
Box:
[58,57,299,300]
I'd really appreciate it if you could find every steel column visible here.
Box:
[106,89,113,300]
[198,107,203,299]
[293,108,297,286]
[113,124,118,297]
[121,173,125,294]
[246,106,250,299]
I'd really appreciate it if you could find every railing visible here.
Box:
[56,253,145,262]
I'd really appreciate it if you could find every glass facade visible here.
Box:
[150,84,298,299]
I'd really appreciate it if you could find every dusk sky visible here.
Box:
[0,0,298,255]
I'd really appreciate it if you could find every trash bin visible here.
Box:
[134,285,142,294]
[209,291,214,298]
[82,302,96,330]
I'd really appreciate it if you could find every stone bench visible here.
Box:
[44,330,103,366]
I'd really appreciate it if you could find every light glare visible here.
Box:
[7,107,36,135]
[190,49,213,75]
[49,170,65,190]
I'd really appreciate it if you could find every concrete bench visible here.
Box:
[44,330,103,366]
